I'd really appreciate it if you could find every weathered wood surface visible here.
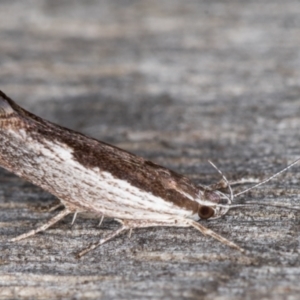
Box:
[0,1,300,299]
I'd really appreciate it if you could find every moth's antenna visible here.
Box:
[216,203,300,211]
[208,160,233,203]
[234,157,300,198]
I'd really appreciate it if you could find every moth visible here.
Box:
[0,90,298,257]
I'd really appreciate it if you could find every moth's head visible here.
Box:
[196,156,300,221]
[197,189,231,220]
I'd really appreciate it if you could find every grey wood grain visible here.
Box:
[0,0,300,299]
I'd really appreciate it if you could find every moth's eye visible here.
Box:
[198,206,214,219]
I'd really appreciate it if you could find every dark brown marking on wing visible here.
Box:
[0,91,199,213]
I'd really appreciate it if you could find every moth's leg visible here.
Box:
[34,199,64,213]
[207,160,259,191]
[47,201,64,212]
[207,179,228,191]
[77,219,186,258]
[77,225,129,258]
[71,211,78,226]
[188,220,244,252]
[124,219,245,252]
[10,208,71,242]
[77,218,244,258]
[98,215,104,227]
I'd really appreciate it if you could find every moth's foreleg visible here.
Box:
[188,220,245,252]
[207,179,229,191]
[208,178,260,191]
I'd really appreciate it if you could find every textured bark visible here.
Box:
[0,1,300,299]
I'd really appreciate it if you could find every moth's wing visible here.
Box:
[0,91,200,216]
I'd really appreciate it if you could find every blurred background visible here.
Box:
[1,1,300,299]
[1,2,299,127]
[1,1,299,167]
